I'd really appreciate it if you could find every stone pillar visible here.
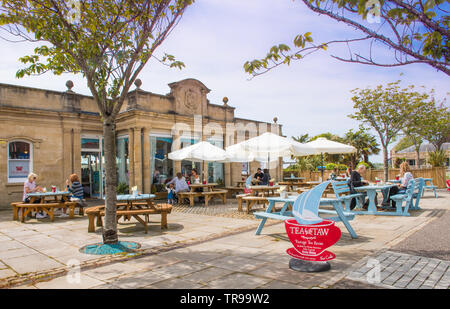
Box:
[128,128,135,188]
[132,127,143,192]
[142,127,151,193]
[73,128,82,179]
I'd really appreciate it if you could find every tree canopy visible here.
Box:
[244,0,449,77]
[0,0,193,244]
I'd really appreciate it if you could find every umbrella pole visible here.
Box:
[321,152,324,181]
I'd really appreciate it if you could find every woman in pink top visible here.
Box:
[23,173,43,203]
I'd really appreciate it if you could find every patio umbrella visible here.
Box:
[303,138,357,180]
[168,141,228,181]
[226,132,316,171]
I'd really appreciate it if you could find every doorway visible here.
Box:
[81,152,102,198]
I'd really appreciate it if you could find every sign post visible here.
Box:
[285,218,341,272]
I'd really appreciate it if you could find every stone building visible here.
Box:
[390,143,450,168]
[0,78,283,209]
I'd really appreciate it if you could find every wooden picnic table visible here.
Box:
[236,181,247,187]
[283,177,305,181]
[27,191,71,203]
[248,185,280,197]
[115,194,156,210]
[189,183,218,192]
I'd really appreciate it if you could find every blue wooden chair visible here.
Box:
[331,181,365,211]
[390,179,415,216]
[422,178,437,198]
[292,181,330,225]
[254,181,357,238]
[411,178,424,211]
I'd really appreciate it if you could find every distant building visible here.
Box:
[0,79,283,208]
[390,143,450,168]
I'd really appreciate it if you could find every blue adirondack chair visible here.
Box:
[254,181,357,238]
[390,179,415,216]
[422,178,438,198]
[331,181,365,211]
[292,181,330,225]
[411,177,424,211]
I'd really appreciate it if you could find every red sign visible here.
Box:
[285,219,341,262]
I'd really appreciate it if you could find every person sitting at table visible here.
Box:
[345,167,352,178]
[261,169,271,185]
[381,162,413,208]
[166,172,189,202]
[23,173,46,218]
[66,173,87,213]
[254,168,264,185]
[329,167,339,180]
[23,173,43,203]
[348,165,369,210]
[191,169,204,202]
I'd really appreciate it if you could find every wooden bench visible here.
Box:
[203,190,227,206]
[224,186,244,198]
[241,196,269,214]
[86,204,172,233]
[177,192,203,206]
[331,181,365,211]
[11,201,79,222]
[236,193,250,212]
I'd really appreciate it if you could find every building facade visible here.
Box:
[390,143,450,168]
[0,78,283,209]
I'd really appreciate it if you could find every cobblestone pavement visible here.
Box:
[3,192,449,289]
[344,250,449,289]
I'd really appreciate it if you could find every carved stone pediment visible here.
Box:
[168,79,210,116]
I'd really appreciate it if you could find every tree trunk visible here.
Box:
[383,146,388,182]
[102,118,118,244]
[416,149,420,169]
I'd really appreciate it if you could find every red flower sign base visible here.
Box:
[285,219,341,262]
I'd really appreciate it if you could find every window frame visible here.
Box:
[7,140,33,183]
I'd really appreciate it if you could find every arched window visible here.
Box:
[8,141,32,182]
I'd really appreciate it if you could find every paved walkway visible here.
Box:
[2,191,449,289]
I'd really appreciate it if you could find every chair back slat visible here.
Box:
[331,181,350,197]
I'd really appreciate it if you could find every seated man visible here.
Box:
[254,168,264,185]
[348,165,369,210]
[261,169,271,185]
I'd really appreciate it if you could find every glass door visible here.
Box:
[81,152,101,198]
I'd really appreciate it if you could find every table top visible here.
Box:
[116,194,156,201]
[283,177,305,180]
[248,185,280,190]
[354,184,396,191]
[266,195,339,203]
[189,183,218,187]
[27,191,70,197]
[388,179,401,183]
[306,181,322,185]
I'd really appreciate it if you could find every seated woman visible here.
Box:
[23,173,46,218]
[382,162,413,208]
[191,169,204,201]
[23,173,43,203]
[66,174,87,215]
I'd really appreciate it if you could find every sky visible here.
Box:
[0,0,448,163]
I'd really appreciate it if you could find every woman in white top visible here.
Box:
[382,162,414,207]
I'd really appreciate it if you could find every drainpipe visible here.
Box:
[141,128,144,193]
